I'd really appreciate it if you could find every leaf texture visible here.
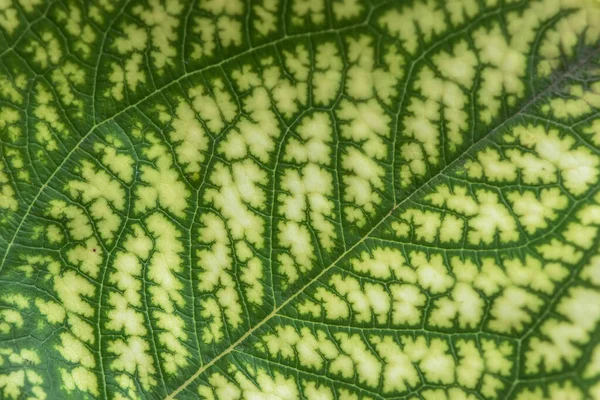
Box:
[1,0,600,399]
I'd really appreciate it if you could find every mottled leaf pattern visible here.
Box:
[1,0,600,399]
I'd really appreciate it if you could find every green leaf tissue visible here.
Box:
[1,0,600,399]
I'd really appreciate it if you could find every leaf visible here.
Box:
[1,0,600,399]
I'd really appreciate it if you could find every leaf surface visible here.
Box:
[1,0,600,399]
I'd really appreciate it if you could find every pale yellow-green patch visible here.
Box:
[400,208,464,244]
[338,99,391,154]
[135,139,190,217]
[54,270,96,318]
[260,325,338,370]
[410,251,454,293]
[237,242,264,305]
[303,382,334,400]
[191,0,243,60]
[402,41,475,185]
[107,54,146,100]
[35,299,66,324]
[34,123,58,152]
[584,343,600,379]
[170,101,209,178]
[507,124,600,195]
[455,340,485,388]
[33,83,70,146]
[3,148,27,183]
[390,284,427,326]
[350,247,407,280]
[60,367,99,398]
[585,118,600,147]
[403,336,456,384]
[258,48,309,117]
[87,0,114,24]
[312,42,343,106]
[536,0,600,77]
[0,160,18,211]
[491,288,541,334]
[277,221,315,286]
[56,332,98,396]
[284,112,333,165]
[25,31,63,69]
[421,388,478,400]
[66,160,125,242]
[0,309,22,333]
[296,299,320,318]
[55,2,97,58]
[199,366,299,400]
[0,74,24,105]
[145,212,189,374]
[526,286,600,374]
[47,199,93,239]
[399,142,427,187]
[334,332,381,387]
[106,259,146,332]
[582,256,600,287]
[108,337,157,390]
[544,83,600,120]
[436,40,478,88]
[124,54,146,91]
[220,88,279,162]
[329,274,390,323]
[252,0,278,37]
[0,1,19,34]
[504,255,568,295]
[515,380,584,400]
[448,254,568,334]
[113,374,142,400]
[190,17,216,60]
[196,213,243,343]
[94,142,135,184]
[467,148,516,182]
[2,294,28,310]
[337,98,390,225]
[212,332,513,398]
[332,0,363,20]
[378,0,447,54]
[291,0,325,25]
[298,286,349,321]
[108,64,126,101]
[0,348,44,400]
[68,314,95,344]
[113,24,148,54]
[66,237,103,278]
[278,113,336,282]
[507,188,568,234]
[468,189,519,245]
[205,160,267,246]
[189,80,237,134]
[473,24,527,123]
[230,65,261,92]
[370,335,420,393]
[0,106,20,141]
[446,0,478,25]
[133,0,183,70]
[429,282,484,329]
[199,298,224,344]
[345,35,404,105]
[51,62,86,115]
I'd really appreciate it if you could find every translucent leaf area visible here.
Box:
[1,0,600,399]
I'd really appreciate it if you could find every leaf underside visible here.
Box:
[1,0,600,399]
